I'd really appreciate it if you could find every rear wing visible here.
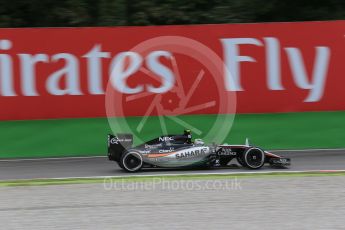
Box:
[107,134,133,161]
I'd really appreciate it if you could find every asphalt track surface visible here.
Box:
[1,149,345,180]
[1,176,345,229]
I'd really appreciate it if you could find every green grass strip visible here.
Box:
[0,111,344,158]
[1,171,345,187]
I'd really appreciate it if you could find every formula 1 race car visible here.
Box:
[107,130,291,172]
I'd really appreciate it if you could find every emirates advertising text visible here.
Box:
[0,21,343,123]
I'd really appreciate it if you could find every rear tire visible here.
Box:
[241,147,265,169]
[120,151,143,172]
[117,160,124,169]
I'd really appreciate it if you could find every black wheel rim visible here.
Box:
[246,149,263,167]
[124,154,141,170]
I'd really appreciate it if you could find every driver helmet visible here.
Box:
[184,129,192,144]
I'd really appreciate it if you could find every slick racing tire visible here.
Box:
[120,151,143,172]
[241,147,265,169]
[117,161,124,169]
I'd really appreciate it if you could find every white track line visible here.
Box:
[0,156,106,162]
[272,148,345,152]
[1,148,344,163]
[2,170,345,182]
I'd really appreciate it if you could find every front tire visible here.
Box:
[120,151,143,172]
[241,147,265,169]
